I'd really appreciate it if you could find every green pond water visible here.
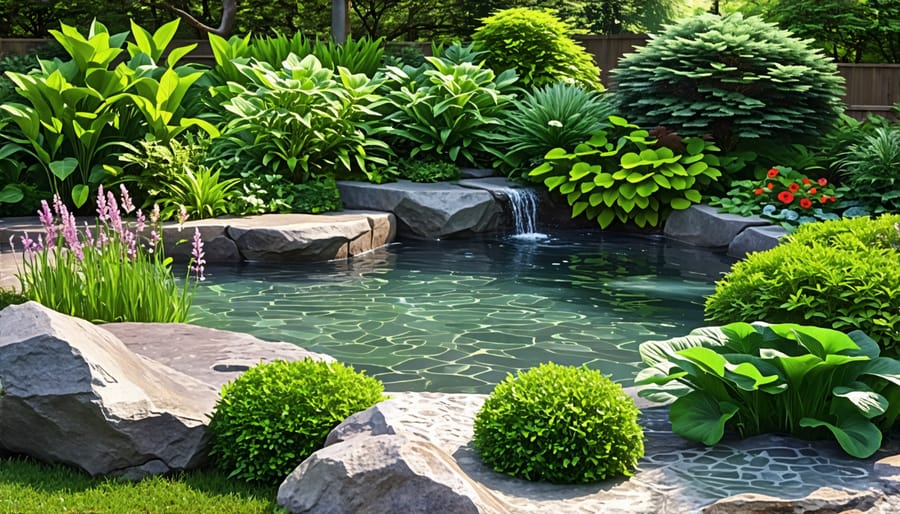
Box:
[189,231,735,393]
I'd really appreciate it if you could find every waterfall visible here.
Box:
[505,188,546,240]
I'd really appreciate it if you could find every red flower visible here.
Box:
[778,191,795,204]
[767,183,775,190]
[808,187,817,195]
[799,198,812,209]
[788,182,800,192]
[820,195,828,203]
[829,195,837,202]
[818,178,828,186]
[754,188,764,195]
[802,178,811,185]
[767,168,779,178]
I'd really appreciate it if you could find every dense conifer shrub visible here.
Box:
[208,359,385,483]
[612,13,845,152]
[473,362,644,484]
[471,8,602,90]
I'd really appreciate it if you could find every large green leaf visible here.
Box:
[833,386,888,419]
[799,415,881,458]
[49,158,78,180]
[0,184,24,204]
[670,392,738,445]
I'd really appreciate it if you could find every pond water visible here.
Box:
[189,231,735,393]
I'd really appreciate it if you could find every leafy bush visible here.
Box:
[705,215,900,355]
[709,166,842,229]
[0,289,27,310]
[637,322,900,458]
[208,359,385,483]
[0,19,214,209]
[0,53,38,104]
[290,176,343,213]
[13,186,204,323]
[489,82,614,178]
[612,13,845,152]
[117,138,239,220]
[835,127,900,214]
[399,160,460,183]
[380,56,517,166]
[208,54,390,185]
[529,116,722,228]
[473,362,644,484]
[471,8,602,90]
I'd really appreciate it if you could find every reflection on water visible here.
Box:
[189,231,735,393]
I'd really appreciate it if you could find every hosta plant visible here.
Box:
[472,8,602,90]
[705,215,900,355]
[379,56,517,166]
[208,54,390,184]
[489,82,614,178]
[474,362,643,484]
[612,13,845,152]
[637,322,900,458]
[208,359,385,483]
[529,116,722,228]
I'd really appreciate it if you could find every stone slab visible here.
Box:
[727,224,789,259]
[664,204,771,248]
[459,168,497,179]
[456,177,523,199]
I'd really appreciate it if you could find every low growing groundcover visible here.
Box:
[0,456,282,513]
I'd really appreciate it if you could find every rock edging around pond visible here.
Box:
[664,204,789,258]
[3,302,900,513]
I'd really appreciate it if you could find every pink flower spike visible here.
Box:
[135,209,146,234]
[84,221,95,248]
[96,185,108,222]
[38,200,58,248]
[177,205,189,230]
[120,184,135,214]
[191,227,205,282]
[150,203,161,225]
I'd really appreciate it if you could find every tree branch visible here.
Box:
[158,0,237,37]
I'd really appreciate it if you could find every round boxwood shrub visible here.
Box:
[612,13,845,152]
[472,8,603,91]
[208,358,385,483]
[706,215,900,356]
[473,362,644,484]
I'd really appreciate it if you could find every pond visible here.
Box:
[189,231,736,393]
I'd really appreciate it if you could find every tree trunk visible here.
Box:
[163,0,237,37]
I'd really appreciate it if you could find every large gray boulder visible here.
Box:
[337,181,503,239]
[277,433,510,514]
[727,224,789,259]
[0,302,217,479]
[664,204,770,248]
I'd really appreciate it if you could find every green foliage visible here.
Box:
[709,166,842,229]
[0,289,27,310]
[612,13,846,152]
[529,116,722,229]
[380,56,518,166]
[835,127,900,214]
[489,82,614,177]
[398,160,460,183]
[705,215,900,355]
[116,138,239,220]
[15,187,203,323]
[0,53,38,104]
[473,362,644,484]
[637,322,900,458]
[208,54,390,185]
[289,176,343,214]
[0,455,280,513]
[208,359,385,484]
[471,8,602,90]
[0,19,213,209]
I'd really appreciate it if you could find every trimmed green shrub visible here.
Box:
[529,116,722,229]
[472,8,602,90]
[637,322,900,458]
[399,160,460,183]
[473,362,644,484]
[208,359,385,483]
[612,13,845,152]
[705,215,900,356]
[489,82,614,178]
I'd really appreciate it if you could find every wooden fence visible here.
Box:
[3,35,898,119]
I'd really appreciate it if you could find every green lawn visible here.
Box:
[0,456,284,513]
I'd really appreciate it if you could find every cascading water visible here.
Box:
[504,187,547,240]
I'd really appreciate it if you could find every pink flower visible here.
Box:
[190,227,205,282]
[119,184,135,214]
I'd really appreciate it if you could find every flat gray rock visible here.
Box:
[104,322,334,390]
[664,204,770,248]
[0,302,216,479]
[337,181,503,239]
[727,224,789,258]
[459,168,497,179]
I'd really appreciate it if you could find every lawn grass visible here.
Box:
[0,455,284,513]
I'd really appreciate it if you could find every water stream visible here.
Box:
[503,187,547,240]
